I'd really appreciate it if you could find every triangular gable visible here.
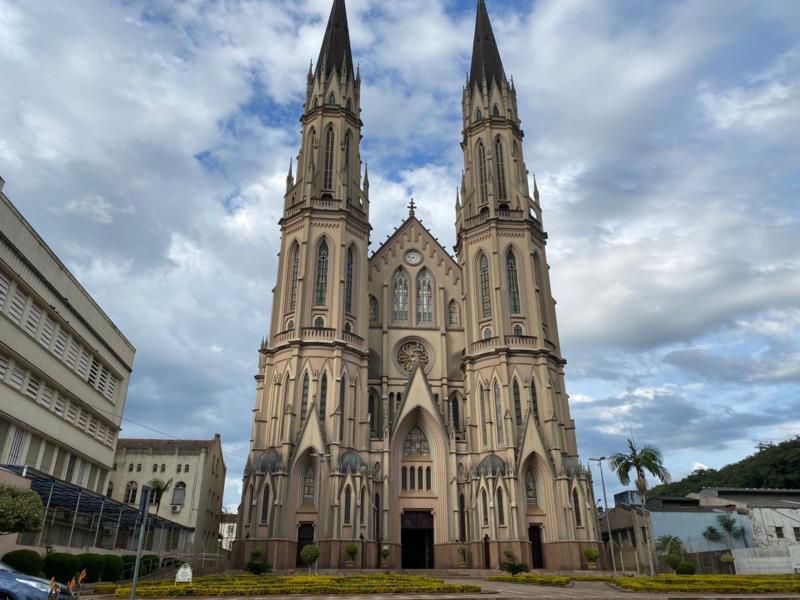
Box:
[369,215,461,275]
[290,400,327,468]
[391,364,447,438]
[516,409,556,480]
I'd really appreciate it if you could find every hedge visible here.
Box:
[78,553,105,583]
[2,549,43,576]
[614,575,800,594]
[102,555,123,582]
[114,574,482,598]
[43,552,81,584]
[487,574,570,587]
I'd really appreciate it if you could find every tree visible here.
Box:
[703,525,722,543]
[716,514,747,548]
[146,479,172,514]
[300,545,320,574]
[609,438,671,576]
[656,535,685,557]
[0,485,43,535]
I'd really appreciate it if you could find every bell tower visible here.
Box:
[456,0,594,551]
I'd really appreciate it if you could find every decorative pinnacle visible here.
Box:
[408,198,417,217]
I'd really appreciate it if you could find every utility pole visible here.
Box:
[590,457,617,577]
[130,486,152,600]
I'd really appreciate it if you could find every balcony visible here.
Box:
[302,327,336,341]
[505,334,537,348]
[470,336,500,353]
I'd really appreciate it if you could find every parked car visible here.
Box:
[0,562,72,600]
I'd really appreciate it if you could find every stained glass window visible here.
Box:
[403,426,430,456]
[303,463,315,502]
[497,488,505,525]
[477,141,488,205]
[393,269,409,321]
[507,250,520,314]
[289,243,300,311]
[416,269,433,323]
[479,254,491,319]
[315,240,329,305]
[513,380,523,426]
[495,137,507,201]
[324,128,335,189]
[345,247,354,313]
[526,464,538,505]
[494,381,505,445]
[573,489,582,527]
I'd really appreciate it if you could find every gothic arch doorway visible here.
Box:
[401,511,434,569]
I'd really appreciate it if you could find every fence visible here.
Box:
[733,547,795,575]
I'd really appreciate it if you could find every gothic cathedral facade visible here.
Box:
[236,0,599,571]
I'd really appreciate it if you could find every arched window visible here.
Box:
[303,463,316,503]
[494,381,505,445]
[314,317,325,329]
[451,396,460,431]
[287,319,295,331]
[401,466,407,490]
[448,300,459,326]
[531,379,540,425]
[323,127,335,190]
[475,109,482,122]
[493,104,500,117]
[513,324,523,336]
[416,269,433,323]
[403,426,430,456]
[506,249,520,314]
[483,327,493,339]
[343,486,352,525]
[513,380,523,426]
[481,489,489,526]
[426,466,431,490]
[495,137,507,200]
[300,373,310,421]
[313,97,319,109]
[328,93,336,106]
[369,296,379,323]
[171,481,186,505]
[315,240,329,305]
[283,378,291,412]
[339,377,346,441]
[573,489,582,527]
[477,141,488,205]
[418,466,424,490]
[344,322,352,333]
[124,481,138,504]
[360,487,365,524]
[392,269,409,321]
[534,253,548,331]
[288,243,300,311]
[459,494,467,542]
[374,493,381,541]
[319,373,328,422]
[346,98,352,112]
[480,385,489,446]
[368,392,377,437]
[261,485,271,523]
[344,132,352,186]
[479,254,491,319]
[496,488,505,526]
[345,246,355,313]
[526,464,538,505]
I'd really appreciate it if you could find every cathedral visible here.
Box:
[235,0,599,571]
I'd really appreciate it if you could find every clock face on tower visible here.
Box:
[405,250,422,266]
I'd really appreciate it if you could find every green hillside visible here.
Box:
[650,436,800,497]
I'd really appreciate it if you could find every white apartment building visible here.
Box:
[0,177,134,493]
[110,436,226,554]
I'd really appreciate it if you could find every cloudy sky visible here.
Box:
[1,0,799,511]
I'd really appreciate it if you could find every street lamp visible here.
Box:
[589,457,617,577]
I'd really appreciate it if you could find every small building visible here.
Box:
[695,488,800,549]
[219,513,237,551]
[601,492,652,573]
[109,436,226,554]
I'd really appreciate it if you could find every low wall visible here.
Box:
[733,547,794,575]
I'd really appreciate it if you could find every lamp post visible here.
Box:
[589,457,617,576]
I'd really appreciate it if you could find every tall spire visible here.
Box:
[469,0,506,91]
[315,0,355,81]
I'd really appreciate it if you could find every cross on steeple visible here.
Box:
[408,198,417,217]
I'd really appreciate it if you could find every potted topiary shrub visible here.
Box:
[676,561,696,575]
[584,547,600,570]
[300,545,321,574]
[344,543,358,568]
[380,545,391,569]
[247,548,268,575]
[457,545,468,568]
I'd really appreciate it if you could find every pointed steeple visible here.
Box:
[315,0,355,81]
[469,0,506,92]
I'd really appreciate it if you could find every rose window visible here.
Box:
[396,340,431,373]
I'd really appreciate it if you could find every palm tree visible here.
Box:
[147,478,172,514]
[656,534,684,557]
[610,438,671,576]
[703,525,722,543]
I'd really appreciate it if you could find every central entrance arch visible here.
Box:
[401,510,434,569]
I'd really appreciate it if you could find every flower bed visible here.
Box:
[114,574,482,598]
[614,574,800,594]
[487,574,571,587]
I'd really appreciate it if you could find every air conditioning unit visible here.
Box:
[171,504,181,512]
